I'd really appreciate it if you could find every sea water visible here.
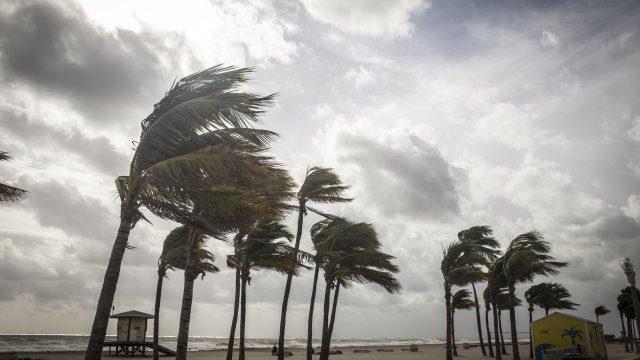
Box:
[0,334,456,352]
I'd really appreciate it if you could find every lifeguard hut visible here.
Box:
[104,310,173,356]
[531,312,607,360]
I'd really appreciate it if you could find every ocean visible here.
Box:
[0,335,453,353]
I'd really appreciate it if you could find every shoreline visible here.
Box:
[8,343,636,360]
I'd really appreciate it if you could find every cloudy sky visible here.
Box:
[1,0,640,341]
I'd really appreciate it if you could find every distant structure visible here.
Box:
[104,310,174,356]
[111,310,153,343]
[531,312,607,360]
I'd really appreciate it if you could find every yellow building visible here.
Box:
[531,312,607,360]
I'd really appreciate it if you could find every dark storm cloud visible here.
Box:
[0,232,95,304]
[0,0,167,123]
[0,110,130,176]
[20,180,118,245]
[338,134,462,220]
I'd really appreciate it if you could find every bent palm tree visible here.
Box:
[482,287,494,357]
[594,305,610,324]
[0,151,27,202]
[86,65,281,360]
[277,167,351,360]
[316,220,400,360]
[228,221,307,360]
[502,231,568,360]
[155,226,219,360]
[451,289,475,356]
[458,225,500,356]
[442,240,488,360]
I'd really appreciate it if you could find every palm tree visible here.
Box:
[277,167,351,360]
[594,305,610,324]
[153,226,219,360]
[314,219,400,360]
[228,221,307,360]
[617,301,630,352]
[86,65,282,360]
[451,289,475,356]
[496,288,521,355]
[482,287,495,358]
[618,287,639,352]
[442,240,488,360]
[0,151,27,202]
[501,231,568,360]
[458,226,501,356]
[561,326,584,345]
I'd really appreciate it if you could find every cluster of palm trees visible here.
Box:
[442,226,573,360]
[83,65,401,360]
[617,287,639,352]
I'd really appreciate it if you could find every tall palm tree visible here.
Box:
[314,219,400,360]
[502,231,568,360]
[442,240,488,360]
[228,221,307,360]
[451,289,475,356]
[594,305,610,324]
[617,301,630,352]
[458,226,501,356]
[277,167,351,360]
[153,226,219,360]
[86,65,282,360]
[496,288,521,355]
[618,287,639,352]
[0,151,27,202]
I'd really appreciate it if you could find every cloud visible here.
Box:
[299,0,429,38]
[0,0,167,124]
[540,29,560,48]
[345,66,375,89]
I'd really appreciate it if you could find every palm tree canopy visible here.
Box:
[159,226,220,278]
[227,221,308,283]
[452,289,475,311]
[458,225,501,262]
[594,305,610,317]
[618,287,640,317]
[441,240,489,287]
[495,288,522,310]
[502,231,568,285]
[117,65,293,233]
[0,151,28,202]
[297,167,352,205]
[311,217,401,294]
[525,282,577,313]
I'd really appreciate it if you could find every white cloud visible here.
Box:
[345,66,375,89]
[628,115,640,142]
[623,195,640,220]
[540,29,560,48]
[299,0,429,38]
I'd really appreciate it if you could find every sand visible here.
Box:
[9,343,639,360]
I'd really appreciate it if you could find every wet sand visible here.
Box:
[10,343,638,360]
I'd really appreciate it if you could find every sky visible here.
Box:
[1,0,640,341]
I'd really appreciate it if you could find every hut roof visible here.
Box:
[532,311,596,325]
[110,310,154,319]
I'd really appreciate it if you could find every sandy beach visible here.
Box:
[10,343,638,360]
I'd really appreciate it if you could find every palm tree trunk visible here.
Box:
[528,306,534,359]
[485,304,494,357]
[508,284,520,360]
[545,308,549,316]
[307,263,320,360]
[278,201,305,360]
[239,275,248,360]
[328,283,340,340]
[227,269,241,360]
[472,283,487,356]
[620,311,629,352]
[491,297,502,360]
[445,283,453,360]
[319,280,332,360]
[596,315,600,324]
[175,231,199,360]
[498,310,507,355]
[153,270,164,360]
[452,309,458,356]
[85,217,132,360]
[627,316,634,352]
